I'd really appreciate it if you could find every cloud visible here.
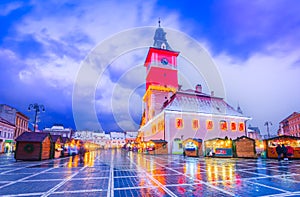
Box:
[0,2,24,16]
[214,44,300,135]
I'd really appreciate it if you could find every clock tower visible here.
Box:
[143,21,180,122]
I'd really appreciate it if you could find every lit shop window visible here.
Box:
[206,120,213,130]
[152,124,156,134]
[231,122,237,131]
[220,121,228,131]
[192,119,199,130]
[176,118,184,129]
[239,122,245,132]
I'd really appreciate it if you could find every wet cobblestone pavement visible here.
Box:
[1,150,300,196]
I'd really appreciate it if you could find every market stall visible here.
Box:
[147,140,168,155]
[15,132,52,161]
[61,137,70,157]
[172,138,183,154]
[50,135,63,159]
[183,138,203,157]
[233,136,256,158]
[255,140,267,158]
[204,137,233,157]
[266,135,300,159]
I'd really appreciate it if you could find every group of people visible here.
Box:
[276,144,291,161]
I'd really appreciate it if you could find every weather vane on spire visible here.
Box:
[158,17,161,27]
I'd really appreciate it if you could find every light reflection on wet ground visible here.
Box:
[1,149,300,196]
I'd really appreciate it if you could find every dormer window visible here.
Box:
[161,43,166,49]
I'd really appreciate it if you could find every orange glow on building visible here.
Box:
[231,122,237,131]
[206,120,213,130]
[192,119,199,130]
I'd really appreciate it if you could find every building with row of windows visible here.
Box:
[43,124,74,138]
[73,130,139,149]
[0,104,29,153]
[279,112,300,137]
[138,23,251,154]
[0,117,15,153]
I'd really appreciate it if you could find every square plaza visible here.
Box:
[1,150,300,197]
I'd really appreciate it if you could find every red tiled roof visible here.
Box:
[16,132,51,142]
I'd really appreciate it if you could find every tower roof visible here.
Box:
[153,19,172,50]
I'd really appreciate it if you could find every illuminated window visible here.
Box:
[152,124,156,134]
[158,120,164,131]
[231,122,237,131]
[206,120,213,130]
[239,122,245,132]
[192,119,199,130]
[176,118,183,129]
[220,121,228,131]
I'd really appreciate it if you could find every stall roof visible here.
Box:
[267,135,300,141]
[205,137,231,142]
[234,136,255,142]
[150,139,168,144]
[16,132,51,143]
[184,138,202,143]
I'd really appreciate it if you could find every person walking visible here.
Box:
[282,144,288,161]
[276,144,282,161]
[78,142,86,164]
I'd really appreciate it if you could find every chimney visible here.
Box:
[178,84,182,91]
[195,84,202,93]
[211,91,214,97]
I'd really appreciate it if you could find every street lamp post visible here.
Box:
[28,103,45,132]
[264,121,272,138]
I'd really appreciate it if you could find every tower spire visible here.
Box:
[153,18,172,50]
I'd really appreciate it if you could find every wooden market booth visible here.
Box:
[233,136,256,158]
[49,134,63,159]
[61,137,70,157]
[183,138,203,157]
[204,137,233,157]
[172,138,183,155]
[147,140,168,155]
[15,132,52,161]
[266,135,300,159]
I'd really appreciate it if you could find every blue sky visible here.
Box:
[1,0,300,135]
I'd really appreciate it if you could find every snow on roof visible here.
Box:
[163,90,247,117]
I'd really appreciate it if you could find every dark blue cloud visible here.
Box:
[157,0,300,59]
[2,34,45,58]
[0,0,32,42]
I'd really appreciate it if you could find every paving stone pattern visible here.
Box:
[1,150,300,196]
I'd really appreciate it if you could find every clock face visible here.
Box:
[161,58,168,65]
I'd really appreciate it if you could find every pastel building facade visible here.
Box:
[279,112,300,137]
[0,117,15,153]
[138,24,250,154]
